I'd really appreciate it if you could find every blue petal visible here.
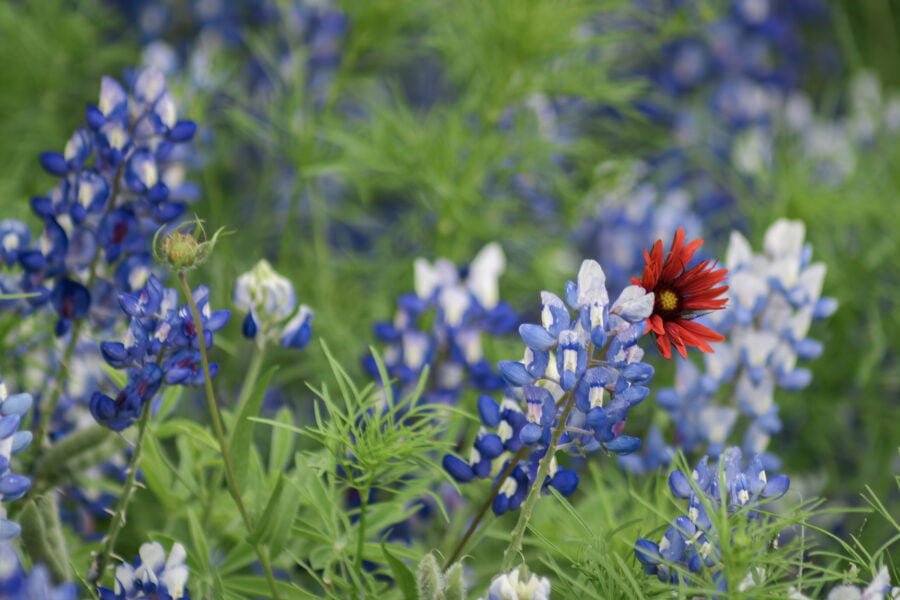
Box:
[669,470,693,498]
[518,323,556,352]
[499,361,532,386]
[442,454,474,483]
[550,469,579,496]
[477,395,501,427]
[39,152,68,176]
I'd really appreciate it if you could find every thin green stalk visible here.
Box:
[502,391,576,571]
[203,347,266,530]
[88,400,153,587]
[443,447,528,569]
[178,271,282,600]
[354,484,369,573]
[235,347,267,416]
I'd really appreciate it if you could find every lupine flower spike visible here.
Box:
[634,227,729,358]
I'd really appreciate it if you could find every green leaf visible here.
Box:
[140,435,176,510]
[229,366,278,490]
[154,418,220,451]
[248,473,298,558]
[34,425,118,485]
[101,363,128,389]
[382,543,417,600]
[268,407,295,474]
[444,563,465,600]
[19,494,71,582]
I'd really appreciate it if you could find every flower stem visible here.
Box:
[501,391,576,571]
[443,447,528,570]
[178,271,282,600]
[87,399,153,587]
[354,485,369,573]
[203,346,266,530]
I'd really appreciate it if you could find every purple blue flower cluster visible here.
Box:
[0,377,34,539]
[91,275,229,430]
[634,447,790,589]
[443,260,655,513]
[2,67,197,337]
[364,244,518,406]
[133,0,347,108]
[0,543,77,600]
[98,541,189,599]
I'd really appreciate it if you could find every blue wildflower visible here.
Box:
[91,275,229,430]
[634,447,789,587]
[444,260,654,513]
[0,377,34,539]
[98,541,190,600]
[366,243,517,406]
[232,259,313,350]
[0,543,78,600]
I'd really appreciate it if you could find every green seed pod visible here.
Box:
[153,216,228,271]
[416,553,445,600]
[444,562,466,600]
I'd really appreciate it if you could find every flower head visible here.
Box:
[98,541,190,599]
[481,565,551,600]
[0,543,77,600]
[634,227,728,359]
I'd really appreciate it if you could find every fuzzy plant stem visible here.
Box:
[178,271,282,600]
[502,391,577,571]
[88,399,153,588]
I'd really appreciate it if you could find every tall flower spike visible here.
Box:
[633,227,728,359]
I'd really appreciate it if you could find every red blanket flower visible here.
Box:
[632,227,729,359]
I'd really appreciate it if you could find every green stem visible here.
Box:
[443,447,528,569]
[354,484,368,573]
[502,391,576,571]
[203,346,266,530]
[235,347,267,416]
[178,271,282,600]
[88,400,153,587]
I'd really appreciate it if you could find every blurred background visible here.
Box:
[1,0,898,575]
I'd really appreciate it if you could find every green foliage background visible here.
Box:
[0,0,898,597]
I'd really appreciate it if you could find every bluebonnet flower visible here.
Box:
[443,260,656,513]
[91,275,230,430]
[6,67,197,336]
[0,377,34,540]
[233,259,313,350]
[0,543,78,600]
[365,243,518,406]
[480,566,551,600]
[98,541,190,600]
[634,447,790,588]
[790,566,899,600]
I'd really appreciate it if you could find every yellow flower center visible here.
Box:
[659,289,679,312]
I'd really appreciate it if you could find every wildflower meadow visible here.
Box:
[1,0,899,598]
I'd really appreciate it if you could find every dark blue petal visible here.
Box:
[442,454,474,483]
[39,152,68,176]
[477,395,501,427]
